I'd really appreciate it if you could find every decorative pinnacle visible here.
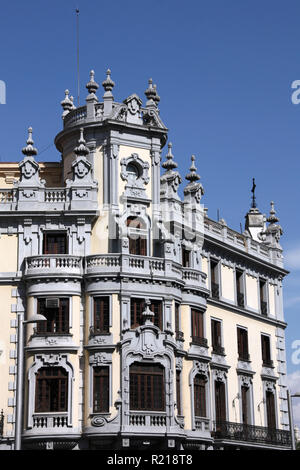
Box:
[142,299,154,324]
[185,155,200,183]
[102,68,115,93]
[267,201,279,224]
[74,128,89,157]
[144,78,157,103]
[162,142,178,171]
[22,127,38,157]
[86,69,99,96]
[153,84,160,105]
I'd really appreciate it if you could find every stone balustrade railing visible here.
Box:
[128,411,167,427]
[25,255,83,278]
[32,413,69,429]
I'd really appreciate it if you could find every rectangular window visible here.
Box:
[237,327,249,361]
[35,367,68,412]
[215,381,226,423]
[36,298,69,334]
[211,319,224,355]
[241,386,250,425]
[175,303,180,333]
[210,260,219,299]
[260,279,268,315]
[182,248,190,267]
[130,298,163,330]
[93,367,109,413]
[266,391,276,429]
[191,309,207,346]
[236,270,244,307]
[176,370,182,415]
[129,363,165,411]
[194,375,206,417]
[261,334,273,367]
[93,297,110,334]
[43,232,68,255]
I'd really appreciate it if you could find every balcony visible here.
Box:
[85,254,207,291]
[195,416,210,433]
[24,255,83,279]
[191,336,208,348]
[32,413,69,430]
[128,411,167,428]
[212,421,291,448]
[212,344,225,356]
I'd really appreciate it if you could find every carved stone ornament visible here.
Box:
[240,374,252,388]
[91,415,107,427]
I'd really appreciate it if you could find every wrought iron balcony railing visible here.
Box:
[0,410,4,438]
[212,421,291,447]
[212,344,226,356]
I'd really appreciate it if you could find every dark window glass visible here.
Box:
[35,367,68,412]
[176,370,181,415]
[175,303,180,333]
[93,367,109,413]
[191,309,204,342]
[266,391,276,429]
[43,232,67,255]
[93,297,109,334]
[37,298,69,334]
[261,335,272,366]
[215,381,226,423]
[129,363,165,411]
[194,375,206,417]
[237,327,249,361]
[211,319,222,351]
[127,217,147,256]
[241,386,249,424]
[182,248,190,267]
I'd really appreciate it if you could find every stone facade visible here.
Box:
[0,69,291,450]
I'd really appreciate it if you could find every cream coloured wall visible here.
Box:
[221,264,235,302]
[0,235,18,272]
[181,359,193,430]
[206,304,280,428]
[246,274,259,310]
[268,284,276,317]
[0,285,17,437]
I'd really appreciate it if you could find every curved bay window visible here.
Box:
[126,217,147,256]
[35,367,68,413]
[130,363,165,411]
[36,298,69,335]
[93,367,109,413]
[194,374,207,417]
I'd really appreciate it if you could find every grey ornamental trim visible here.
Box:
[189,360,211,432]
[261,379,279,430]
[210,366,229,423]
[207,297,287,329]
[237,373,255,425]
[204,236,288,278]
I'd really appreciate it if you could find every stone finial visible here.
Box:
[162,142,178,172]
[144,78,157,107]
[142,299,154,324]
[86,69,99,101]
[22,127,38,157]
[74,128,89,157]
[153,84,160,106]
[102,68,115,94]
[267,201,279,224]
[185,155,200,183]
[61,89,74,118]
[70,95,76,109]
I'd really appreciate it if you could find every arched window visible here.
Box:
[194,374,207,417]
[129,363,165,411]
[126,162,140,184]
[35,367,68,413]
[126,217,147,256]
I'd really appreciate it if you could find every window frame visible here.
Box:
[129,362,165,412]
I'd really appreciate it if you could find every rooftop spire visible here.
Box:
[145,78,157,108]
[61,89,74,118]
[162,142,178,171]
[185,155,200,183]
[86,69,99,98]
[153,84,160,106]
[74,128,89,157]
[22,127,38,157]
[251,177,257,208]
[267,201,279,224]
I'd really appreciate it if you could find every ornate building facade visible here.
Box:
[0,69,292,450]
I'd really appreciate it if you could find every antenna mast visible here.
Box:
[76,8,80,106]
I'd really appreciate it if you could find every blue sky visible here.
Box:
[1,0,300,425]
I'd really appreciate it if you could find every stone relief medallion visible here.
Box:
[91,415,106,427]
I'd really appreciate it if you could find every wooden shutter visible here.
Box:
[241,386,249,424]
[215,381,226,423]
[194,375,206,417]
[261,335,271,364]
[266,391,276,429]
[35,367,68,412]
[129,363,165,411]
[94,297,109,333]
[130,298,144,328]
[192,309,204,339]
[211,319,221,350]
[93,367,109,413]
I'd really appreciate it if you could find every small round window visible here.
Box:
[126,162,140,181]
